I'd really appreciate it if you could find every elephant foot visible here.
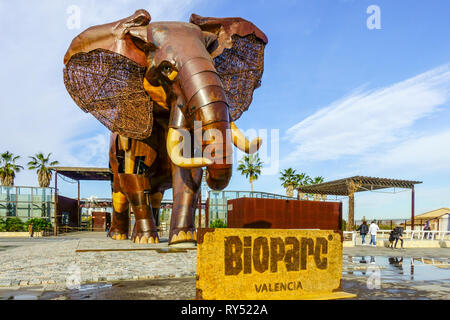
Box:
[108,211,129,240]
[132,234,160,244]
[131,219,159,244]
[169,229,197,246]
[109,232,128,240]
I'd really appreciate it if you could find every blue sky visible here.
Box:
[1,0,449,221]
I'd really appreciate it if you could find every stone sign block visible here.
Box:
[196,228,355,300]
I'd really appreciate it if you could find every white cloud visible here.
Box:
[285,64,450,162]
[366,129,450,172]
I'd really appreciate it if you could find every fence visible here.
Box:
[345,230,450,245]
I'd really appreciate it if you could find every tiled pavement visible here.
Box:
[0,233,196,288]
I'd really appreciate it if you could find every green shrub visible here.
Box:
[341,219,347,231]
[5,217,25,232]
[210,219,227,228]
[24,218,52,232]
[0,218,6,232]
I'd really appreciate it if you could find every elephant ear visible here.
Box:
[64,49,153,139]
[63,10,153,140]
[190,14,268,121]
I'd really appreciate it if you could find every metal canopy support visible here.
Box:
[348,193,354,231]
[78,180,81,228]
[54,171,58,236]
[411,186,415,230]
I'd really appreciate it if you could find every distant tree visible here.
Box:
[312,176,325,185]
[293,172,312,200]
[311,176,325,200]
[237,154,262,192]
[27,152,59,187]
[280,168,297,197]
[0,151,23,186]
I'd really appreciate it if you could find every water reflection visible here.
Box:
[344,255,450,282]
[388,257,404,275]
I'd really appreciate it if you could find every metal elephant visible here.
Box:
[63,9,267,246]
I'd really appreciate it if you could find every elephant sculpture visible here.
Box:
[63,9,267,246]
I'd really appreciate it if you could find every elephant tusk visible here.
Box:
[166,128,213,168]
[230,122,262,154]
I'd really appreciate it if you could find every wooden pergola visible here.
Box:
[297,176,422,231]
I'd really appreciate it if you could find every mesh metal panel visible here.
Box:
[214,34,266,121]
[63,49,153,139]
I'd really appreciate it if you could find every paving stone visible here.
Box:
[0,280,12,287]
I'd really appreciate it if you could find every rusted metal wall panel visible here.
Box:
[92,211,111,231]
[227,198,342,230]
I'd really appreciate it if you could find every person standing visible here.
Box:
[105,222,111,237]
[357,221,369,245]
[368,220,379,247]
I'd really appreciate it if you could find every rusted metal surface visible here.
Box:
[92,211,111,231]
[63,9,267,246]
[227,198,342,231]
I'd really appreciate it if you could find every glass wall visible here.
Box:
[208,190,295,223]
[0,186,55,223]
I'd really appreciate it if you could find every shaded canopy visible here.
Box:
[296,176,422,196]
[51,167,112,181]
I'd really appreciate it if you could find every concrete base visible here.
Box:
[0,232,43,238]
[297,291,357,300]
[381,239,450,248]
[343,241,355,247]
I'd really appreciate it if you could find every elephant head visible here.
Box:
[63,9,267,190]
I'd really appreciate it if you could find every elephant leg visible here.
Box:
[149,192,163,227]
[169,165,202,246]
[108,191,129,240]
[119,173,159,244]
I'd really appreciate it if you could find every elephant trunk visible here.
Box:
[181,57,233,190]
[167,56,262,190]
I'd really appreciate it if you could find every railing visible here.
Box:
[376,229,450,241]
[347,230,450,244]
[343,231,357,243]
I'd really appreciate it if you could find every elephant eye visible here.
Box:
[159,61,173,75]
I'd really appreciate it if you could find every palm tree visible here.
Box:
[27,153,59,187]
[280,168,297,197]
[311,176,325,200]
[237,154,262,192]
[0,151,24,186]
[312,176,325,185]
[294,172,312,200]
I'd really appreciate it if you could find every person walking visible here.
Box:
[357,220,369,245]
[28,222,34,238]
[368,220,379,247]
[393,226,404,249]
